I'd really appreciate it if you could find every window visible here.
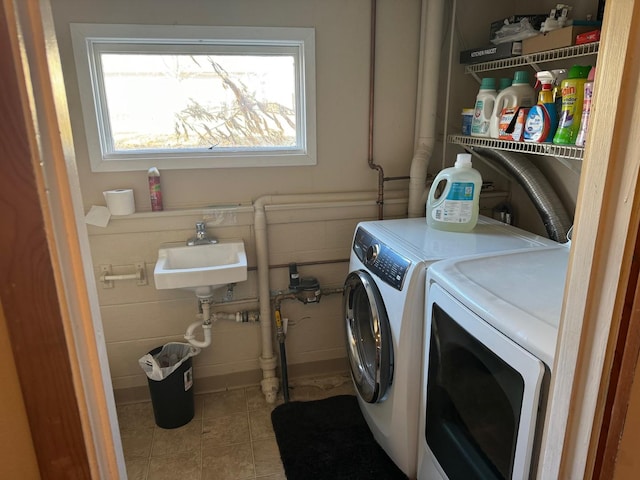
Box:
[70,24,316,171]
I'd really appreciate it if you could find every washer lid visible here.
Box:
[358,216,559,264]
[427,246,569,367]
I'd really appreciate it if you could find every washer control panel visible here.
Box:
[353,227,411,291]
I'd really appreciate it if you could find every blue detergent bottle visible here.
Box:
[524,71,558,143]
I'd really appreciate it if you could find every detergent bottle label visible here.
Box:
[430,182,475,223]
[471,100,487,135]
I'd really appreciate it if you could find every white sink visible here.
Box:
[154,240,247,293]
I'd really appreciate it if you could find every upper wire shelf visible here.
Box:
[464,41,599,76]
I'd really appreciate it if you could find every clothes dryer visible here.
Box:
[417,245,569,480]
[343,217,559,478]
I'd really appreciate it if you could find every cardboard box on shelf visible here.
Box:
[459,42,522,65]
[522,26,596,54]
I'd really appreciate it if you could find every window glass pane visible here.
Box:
[100,53,297,152]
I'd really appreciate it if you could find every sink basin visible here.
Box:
[154,240,247,293]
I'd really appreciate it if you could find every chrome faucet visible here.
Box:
[187,221,217,246]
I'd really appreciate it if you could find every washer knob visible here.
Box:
[365,244,379,264]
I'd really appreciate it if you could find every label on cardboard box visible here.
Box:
[498,107,529,141]
[460,42,522,65]
[576,30,601,45]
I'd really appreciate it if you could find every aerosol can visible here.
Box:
[524,71,558,143]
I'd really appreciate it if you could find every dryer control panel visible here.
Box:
[353,227,411,291]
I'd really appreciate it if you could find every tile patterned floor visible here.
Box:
[118,373,355,480]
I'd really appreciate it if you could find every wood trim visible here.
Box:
[538,0,640,477]
[0,0,92,477]
[0,301,40,479]
[0,0,123,477]
[595,230,640,478]
[17,1,123,476]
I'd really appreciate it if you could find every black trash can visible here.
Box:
[146,344,195,429]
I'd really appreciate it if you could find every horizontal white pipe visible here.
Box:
[211,311,260,323]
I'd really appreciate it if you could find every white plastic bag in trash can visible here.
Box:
[138,342,200,381]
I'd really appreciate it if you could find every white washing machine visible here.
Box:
[343,217,559,478]
[417,245,570,480]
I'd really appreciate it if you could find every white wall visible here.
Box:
[52,0,421,210]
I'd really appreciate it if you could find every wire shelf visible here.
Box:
[448,134,584,161]
[464,42,599,75]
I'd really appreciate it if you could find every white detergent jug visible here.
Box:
[426,153,482,232]
[470,78,497,137]
[489,71,536,139]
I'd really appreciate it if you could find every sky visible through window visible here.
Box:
[100,53,297,151]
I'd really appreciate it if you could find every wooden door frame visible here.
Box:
[3,0,640,478]
[592,227,640,478]
[538,0,640,478]
[0,0,121,477]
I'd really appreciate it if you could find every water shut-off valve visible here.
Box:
[288,263,321,304]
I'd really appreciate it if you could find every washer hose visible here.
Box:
[274,306,289,403]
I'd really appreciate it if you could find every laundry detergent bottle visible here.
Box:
[575,67,596,147]
[470,77,497,137]
[426,153,482,232]
[523,71,558,143]
[489,70,536,138]
[553,65,592,145]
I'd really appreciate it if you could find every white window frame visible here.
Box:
[70,24,316,171]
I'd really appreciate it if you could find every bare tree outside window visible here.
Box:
[173,57,296,149]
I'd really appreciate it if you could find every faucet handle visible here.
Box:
[187,221,216,245]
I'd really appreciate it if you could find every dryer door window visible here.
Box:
[343,270,393,403]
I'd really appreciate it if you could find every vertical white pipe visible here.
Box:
[408,0,447,217]
[253,195,280,403]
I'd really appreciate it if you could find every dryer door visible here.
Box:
[343,270,393,403]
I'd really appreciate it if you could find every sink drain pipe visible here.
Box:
[185,298,213,348]
[184,299,261,349]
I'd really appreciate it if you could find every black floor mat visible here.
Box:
[271,395,408,480]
